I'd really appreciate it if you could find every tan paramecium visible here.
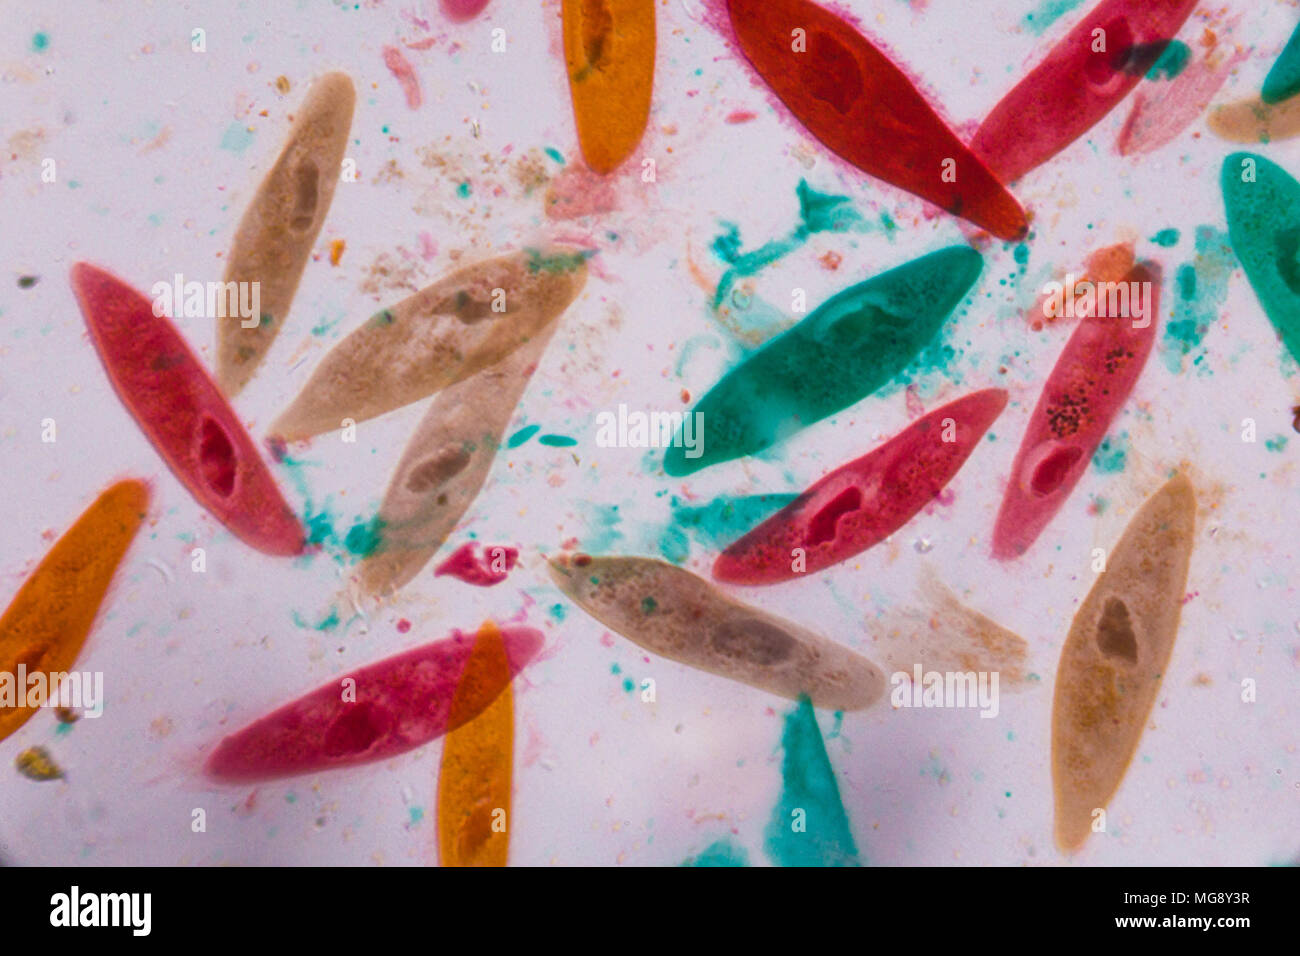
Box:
[219,71,356,395]
[358,322,559,597]
[269,249,587,441]
[1052,474,1196,852]
[548,555,887,711]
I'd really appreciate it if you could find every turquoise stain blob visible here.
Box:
[665,246,983,476]
[1145,40,1190,81]
[507,424,540,448]
[1159,226,1234,374]
[711,179,865,309]
[683,839,750,867]
[764,696,860,867]
[1221,153,1300,366]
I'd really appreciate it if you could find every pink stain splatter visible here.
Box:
[382,45,422,110]
[435,542,519,586]
[545,164,619,220]
[904,384,925,419]
[417,231,438,261]
[440,0,491,22]
[725,110,758,124]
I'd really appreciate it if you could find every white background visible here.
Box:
[0,0,1297,865]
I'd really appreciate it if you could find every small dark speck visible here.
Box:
[18,276,38,289]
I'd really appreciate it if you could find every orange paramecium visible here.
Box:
[436,620,516,867]
[561,0,656,174]
[0,480,149,742]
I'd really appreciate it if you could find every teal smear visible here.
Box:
[219,122,256,153]
[31,32,49,52]
[683,839,750,867]
[310,310,344,337]
[293,606,340,631]
[764,696,860,867]
[1092,432,1129,473]
[711,179,867,309]
[658,525,690,564]
[525,247,593,274]
[1266,434,1289,452]
[578,503,624,553]
[658,493,797,564]
[538,434,577,447]
[1022,0,1085,36]
[343,516,385,557]
[277,453,384,559]
[669,494,798,548]
[1160,224,1236,374]
[544,146,565,165]
[1146,40,1190,80]
[456,181,471,198]
[1263,22,1300,104]
[1150,228,1180,248]
[507,424,540,448]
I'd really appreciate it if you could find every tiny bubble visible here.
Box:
[914,537,933,554]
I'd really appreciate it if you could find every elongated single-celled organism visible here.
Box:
[1263,21,1300,105]
[548,555,886,710]
[270,249,587,442]
[723,0,1026,240]
[1207,95,1300,143]
[219,72,356,395]
[71,264,305,556]
[1116,24,1247,157]
[1221,152,1300,365]
[714,388,1006,584]
[359,326,556,596]
[1052,474,1195,851]
[0,481,149,743]
[437,620,515,867]
[993,261,1160,560]
[562,0,655,174]
[869,571,1030,686]
[971,0,1198,182]
[664,246,983,477]
[205,626,543,783]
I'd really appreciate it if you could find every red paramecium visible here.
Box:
[70,262,304,556]
[970,0,1199,183]
[205,626,543,783]
[713,388,1008,585]
[992,261,1161,561]
[723,0,1027,241]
